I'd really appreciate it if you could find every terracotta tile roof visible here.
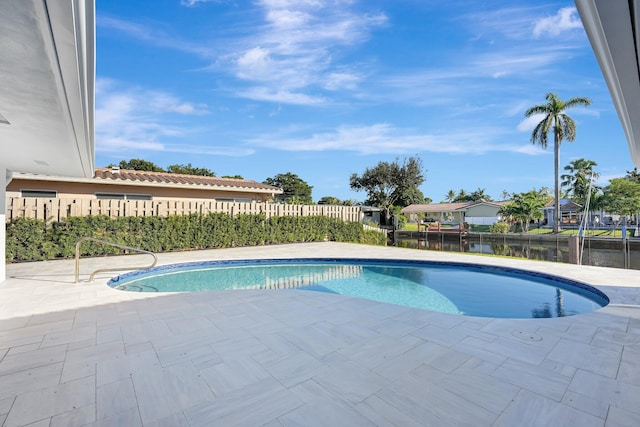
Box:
[93,168,282,193]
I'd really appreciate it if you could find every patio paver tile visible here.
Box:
[494,389,603,427]
[4,375,94,427]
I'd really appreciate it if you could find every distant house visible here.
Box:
[402,201,508,225]
[543,199,583,227]
[6,168,283,203]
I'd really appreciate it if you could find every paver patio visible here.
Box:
[1,242,639,426]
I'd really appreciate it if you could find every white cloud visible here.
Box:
[323,71,361,91]
[248,123,547,155]
[236,87,326,105]
[533,7,583,38]
[266,9,311,27]
[465,6,548,41]
[517,114,545,132]
[180,0,221,7]
[225,1,387,102]
[95,79,216,155]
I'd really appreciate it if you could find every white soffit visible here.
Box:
[0,0,95,178]
[575,0,640,166]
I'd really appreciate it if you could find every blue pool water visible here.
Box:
[108,258,609,318]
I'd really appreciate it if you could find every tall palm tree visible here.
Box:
[525,93,591,233]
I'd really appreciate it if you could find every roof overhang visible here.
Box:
[0,0,95,178]
[575,0,640,166]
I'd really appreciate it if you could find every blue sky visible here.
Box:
[95,0,634,203]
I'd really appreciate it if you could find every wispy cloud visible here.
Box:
[517,114,545,133]
[95,79,253,156]
[100,2,386,106]
[180,0,221,7]
[533,7,583,38]
[464,6,550,41]
[97,15,215,58]
[222,0,387,104]
[248,123,547,156]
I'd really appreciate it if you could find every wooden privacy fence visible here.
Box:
[6,197,363,223]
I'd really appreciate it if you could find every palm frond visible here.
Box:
[559,114,577,142]
[564,97,592,109]
[524,104,549,117]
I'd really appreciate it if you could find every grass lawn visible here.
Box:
[402,222,628,238]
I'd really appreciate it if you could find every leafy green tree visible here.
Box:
[395,187,427,207]
[499,190,547,232]
[624,167,640,184]
[603,178,640,219]
[167,163,216,176]
[453,188,492,203]
[349,156,425,222]
[222,175,244,179]
[318,196,342,205]
[264,173,313,204]
[109,159,165,172]
[525,92,591,233]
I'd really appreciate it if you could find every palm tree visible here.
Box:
[445,189,456,203]
[525,93,591,233]
[561,158,600,206]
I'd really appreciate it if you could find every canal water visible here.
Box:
[395,233,640,270]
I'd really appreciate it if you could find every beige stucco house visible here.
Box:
[7,168,283,203]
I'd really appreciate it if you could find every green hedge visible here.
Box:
[5,213,386,262]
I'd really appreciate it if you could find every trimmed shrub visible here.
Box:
[489,222,510,234]
[5,213,384,262]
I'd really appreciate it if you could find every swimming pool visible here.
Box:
[108,258,609,318]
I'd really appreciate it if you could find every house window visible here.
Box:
[96,193,125,200]
[125,194,153,201]
[95,193,152,200]
[21,189,57,198]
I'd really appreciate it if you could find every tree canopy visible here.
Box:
[317,196,343,205]
[625,167,640,184]
[561,158,599,207]
[499,190,548,232]
[603,178,640,217]
[263,172,313,204]
[450,188,492,203]
[349,156,425,221]
[107,159,217,176]
[167,163,216,176]
[109,159,164,172]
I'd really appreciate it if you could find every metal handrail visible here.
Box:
[75,237,158,283]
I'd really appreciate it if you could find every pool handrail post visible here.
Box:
[74,237,158,283]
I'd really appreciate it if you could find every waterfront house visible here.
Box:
[402,201,507,225]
